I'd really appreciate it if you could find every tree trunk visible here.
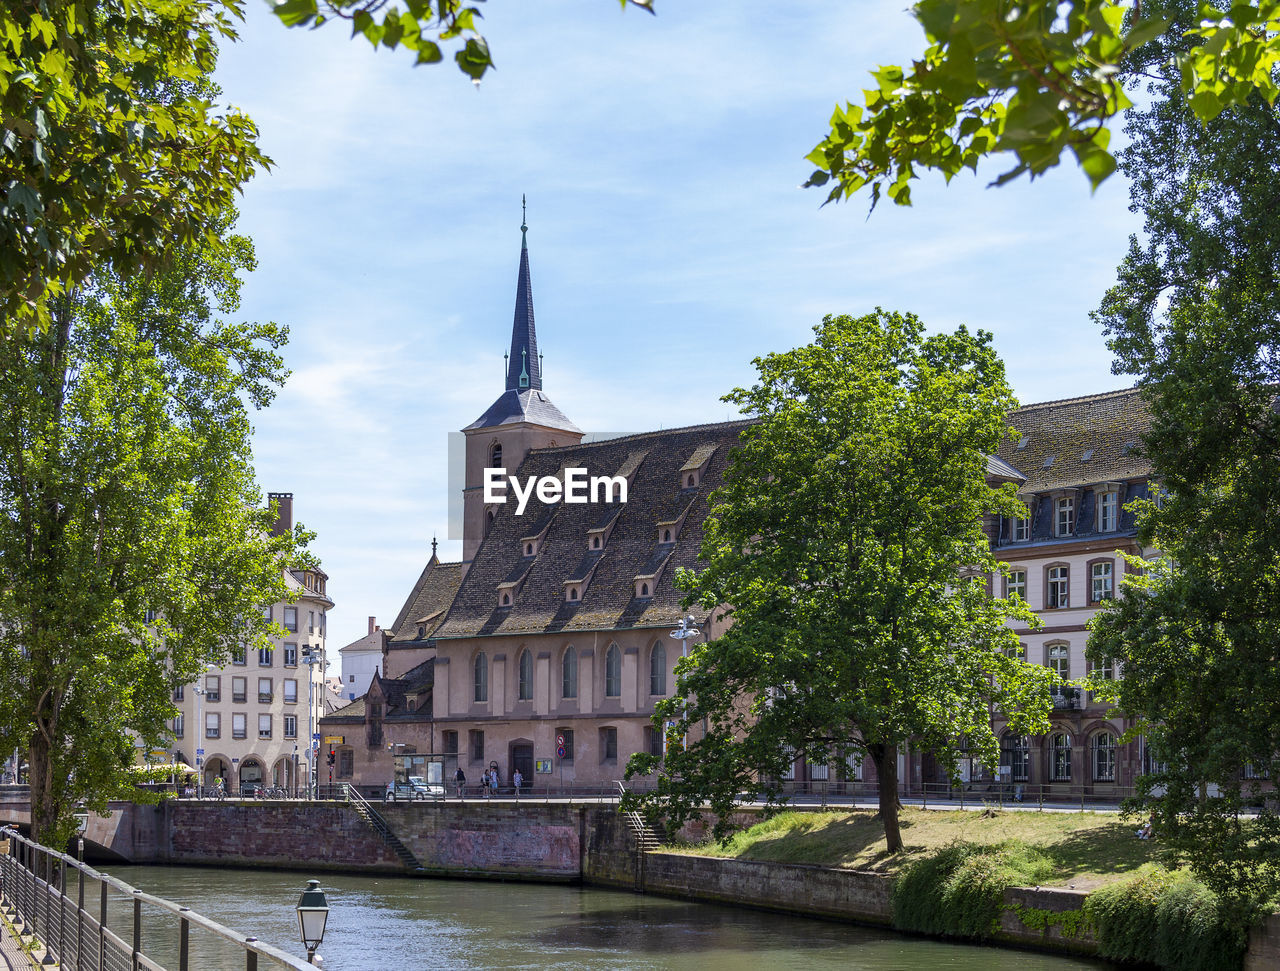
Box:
[28,728,57,846]
[872,743,903,853]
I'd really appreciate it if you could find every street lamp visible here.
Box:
[73,811,88,863]
[295,879,329,964]
[668,614,701,753]
[301,647,323,799]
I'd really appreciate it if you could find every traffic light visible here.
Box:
[326,749,335,766]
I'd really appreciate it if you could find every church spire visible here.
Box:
[506,196,541,392]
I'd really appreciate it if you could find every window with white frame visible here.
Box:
[518,649,533,701]
[284,679,297,703]
[1048,643,1070,699]
[258,646,273,667]
[283,607,297,632]
[262,605,273,622]
[258,714,272,738]
[283,715,297,738]
[284,643,297,666]
[605,644,621,697]
[1051,732,1072,780]
[232,676,247,703]
[1012,505,1031,542]
[1047,565,1069,608]
[205,712,220,739]
[258,677,272,703]
[1092,732,1116,781]
[1055,496,1075,536]
[1006,569,1027,600]
[232,712,247,739]
[204,675,220,702]
[1098,490,1119,532]
[231,645,246,665]
[1091,561,1114,602]
[562,647,577,699]
[172,714,184,738]
[173,685,184,702]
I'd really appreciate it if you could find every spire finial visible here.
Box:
[431,535,438,558]
[521,194,527,246]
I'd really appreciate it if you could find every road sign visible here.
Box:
[556,733,565,746]
[324,735,345,744]
[312,732,321,741]
[556,745,566,758]
[196,748,205,756]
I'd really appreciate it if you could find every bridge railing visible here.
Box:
[0,827,310,971]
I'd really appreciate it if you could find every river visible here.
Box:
[105,865,1111,970]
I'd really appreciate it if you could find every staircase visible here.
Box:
[343,785,422,870]
[623,810,662,852]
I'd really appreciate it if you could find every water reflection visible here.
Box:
[107,865,1112,970]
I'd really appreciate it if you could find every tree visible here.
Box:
[1,0,267,330]
[0,217,303,847]
[624,311,1053,851]
[1085,0,1280,903]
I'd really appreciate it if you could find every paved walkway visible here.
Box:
[0,916,35,971]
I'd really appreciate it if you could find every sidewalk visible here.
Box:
[0,910,38,971]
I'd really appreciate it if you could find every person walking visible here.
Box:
[512,767,523,798]
[455,766,467,799]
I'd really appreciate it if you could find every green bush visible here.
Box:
[1085,868,1255,971]
[892,840,1054,940]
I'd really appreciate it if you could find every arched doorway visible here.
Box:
[238,757,264,796]
[203,756,229,792]
[272,757,294,793]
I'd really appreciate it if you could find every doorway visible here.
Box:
[510,742,533,789]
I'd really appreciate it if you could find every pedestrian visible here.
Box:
[489,767,499,795]
[512,768,523,795]
[482,771,491,799]
[455,766,466,799]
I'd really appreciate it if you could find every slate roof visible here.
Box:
[380,659,434,724]
[462,388,582,433]
[434,420,753,639]
[999,387,1152,494]
[388,555,465,644]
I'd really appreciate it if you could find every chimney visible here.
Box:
[368,616,377,636]
[267,492,293,537]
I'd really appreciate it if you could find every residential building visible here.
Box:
[168,493,334,795]
[337,616,385,702]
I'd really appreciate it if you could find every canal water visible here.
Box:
[107,865,1111,970]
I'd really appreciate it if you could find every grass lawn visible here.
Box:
[669,808,1162,889]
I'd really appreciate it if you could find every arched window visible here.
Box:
[473,652,488,703]
[1000,732,1029,782]
[1092,731,1117,782]
[605,643,621,697]
[569,587,579,601]
[562,647,578,699]
[525,543,533,555]
[686,474,695,487]
[490,442,502,468]
[485,509,495,536]
[518,649,533,701]
[663,529,671,542]
[1050,732,1072,781]
[640,583,649,597]
[649,641,667,696]
[502,593,511,606]
[592,536,600,549]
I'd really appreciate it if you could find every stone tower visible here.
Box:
[461,208,582,564]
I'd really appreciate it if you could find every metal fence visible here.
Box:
[0,828,310,971]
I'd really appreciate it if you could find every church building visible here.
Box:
[321,218,1155,800]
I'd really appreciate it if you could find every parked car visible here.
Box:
[384,776,442,801]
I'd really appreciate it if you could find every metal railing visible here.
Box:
[0,828,310,970]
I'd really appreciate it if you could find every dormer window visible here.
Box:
[570,588,579,600]
[635,580,652,599]
[501,593,512,607]
[592,536,601,549]
[525,542,535,556]
[685,473,697,488]
[1055,496,1074,537]
[661,529,672,544]
[1098,490,1119,532]
[564,581,584,603]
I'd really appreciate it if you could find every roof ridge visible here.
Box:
[1015,386,1141,412]
[533,418,755,453]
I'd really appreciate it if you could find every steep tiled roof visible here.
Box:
[999,387,1152,493]
[462,388,581,433]
[434,420,752,639]
[322,696,366,722]
[388,556,465,644]
[380,659,434,723]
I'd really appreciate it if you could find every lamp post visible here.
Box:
[295,879,329,964]
[192,684,206,799]
[301,647,321,800]
[668,614,701,754]
[73,812,88,863]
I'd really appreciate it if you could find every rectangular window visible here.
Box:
[173,685,184,702]
[172,714,184,738]
[258,677,272,704]
[1098,491,1118,532]
[1012,507,1031,542]
[262,605,273,622]
[558,728,575,763]
[283,607,298,632]
[204,675,220,703]
[320,612,326,634]
[231,676,247,704]
[348,674,355,683]
[1055,497,1074,536]
[205,712,220,739]
[338,749,353,778]
[1091,561,1114,603]
[1047,566,1069,608]
[284,643,298,666]
[283,715,297,738]
[469,730,484,763]
[308,610,315,634]
[231,645,247,666]
[600,727,618,763]
[258,647,273,667]
[645,726,663,758]
[258,714,272,738]
[232,712,247,740]
[845,752,863,782]
[810,760,830,781]
[283,679,297,704]
[1006,569,1026,600]
[442,730,459,755]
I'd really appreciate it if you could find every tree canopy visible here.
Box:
[624,310,1054,851]
[0,217,304,846]
[1085,0,1280,904]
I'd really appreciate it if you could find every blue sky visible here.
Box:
[214,0,1143,660]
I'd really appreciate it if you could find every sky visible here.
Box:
[213,0,1145,663]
